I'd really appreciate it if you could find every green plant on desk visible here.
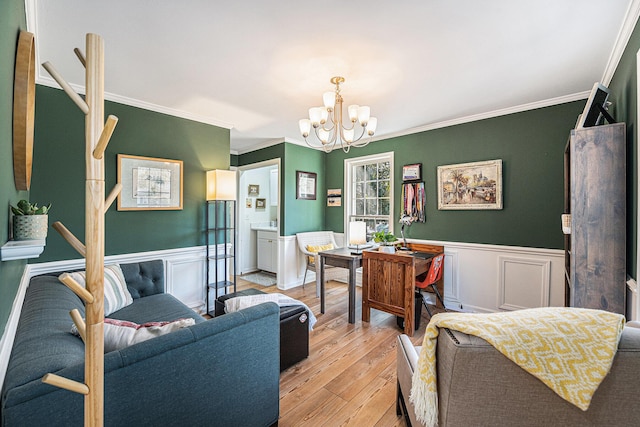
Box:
[372,230,397,245]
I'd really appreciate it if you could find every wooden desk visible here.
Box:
[317,247,362,324]
[362,244,444,336]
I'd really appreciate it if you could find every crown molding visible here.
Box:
[601,0,640,85]
[36,76,234,129]
[375,91,590,142]
[234,91,589,155]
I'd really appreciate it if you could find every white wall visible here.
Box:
[238,164,278,274]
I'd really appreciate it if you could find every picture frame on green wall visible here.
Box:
[117,154,183,210]
[402,163,421,182]
[437,159,502,210]
[296,171,317,200]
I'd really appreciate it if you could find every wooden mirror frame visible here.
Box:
[13,30,36,191]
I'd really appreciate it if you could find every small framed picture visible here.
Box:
[296,171,317,200]
[327,188,342,207]
[246,198,252,208]
[248,184,259,196]
[256,198,266,209]
[402,163,422,182]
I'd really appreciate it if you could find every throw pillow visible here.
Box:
[61,264,133,316]
[306,243,334,264]
[71,318,196,352]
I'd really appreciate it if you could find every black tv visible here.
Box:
[576,82,611,129]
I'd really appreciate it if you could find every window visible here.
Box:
[345,152,394,239]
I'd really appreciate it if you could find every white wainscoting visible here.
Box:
[23,246,211,312]
[280,236,565,314]
[412,239,565,313]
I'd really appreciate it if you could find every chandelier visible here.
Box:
[299,76,378,153]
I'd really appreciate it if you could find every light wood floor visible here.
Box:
[234,276,434,427]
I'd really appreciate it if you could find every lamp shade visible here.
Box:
[206,170,237,201]
[299,119,311,137]
[367,117,378,136]
[357,106,370,125]
[349,221,367,245]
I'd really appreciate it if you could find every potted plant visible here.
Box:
[11,200,51,240]
[372,230,398,253]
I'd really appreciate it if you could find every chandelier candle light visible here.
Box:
[299,76,378,153]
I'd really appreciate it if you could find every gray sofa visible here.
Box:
[1,260,280,427]
[397,325,640,426]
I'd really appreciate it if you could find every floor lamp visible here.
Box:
[205,170,237,314]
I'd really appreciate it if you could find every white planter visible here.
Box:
[379,245,396,253]
[13,215,48,240]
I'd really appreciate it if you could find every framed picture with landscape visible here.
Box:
[117,154,183,211]
[437,159,502,210]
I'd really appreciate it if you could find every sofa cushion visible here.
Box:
[3,276,87,392]
[109,293,204,325]
[63,264,133,316]
[119,259,165,298]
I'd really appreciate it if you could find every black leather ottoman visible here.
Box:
[215,288,310,371]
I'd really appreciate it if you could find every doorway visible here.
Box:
[237,159,280,276]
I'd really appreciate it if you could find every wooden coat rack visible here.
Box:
[40,33,121,427]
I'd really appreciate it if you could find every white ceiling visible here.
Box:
[29,0,637,154]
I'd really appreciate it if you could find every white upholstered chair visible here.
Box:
[296,231,348,295]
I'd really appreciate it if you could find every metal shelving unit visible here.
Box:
[205,200,236,316]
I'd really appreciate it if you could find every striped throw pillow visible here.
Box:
[62,264,133,316]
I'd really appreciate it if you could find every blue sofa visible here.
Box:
[1,260,280,427]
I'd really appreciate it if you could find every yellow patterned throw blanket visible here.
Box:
[409,307,625,427]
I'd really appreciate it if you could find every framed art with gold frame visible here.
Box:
[117,154,183,210]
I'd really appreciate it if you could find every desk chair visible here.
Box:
[415,253,446,318]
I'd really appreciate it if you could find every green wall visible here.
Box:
[0,0,27,339]
[282,143,325,235]
[608,23,640,278]
[30,85,230,262]
[325,101,584,250]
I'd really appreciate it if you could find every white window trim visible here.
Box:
[343,151,394,238]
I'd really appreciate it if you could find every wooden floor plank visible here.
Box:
[233,276,434,426]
